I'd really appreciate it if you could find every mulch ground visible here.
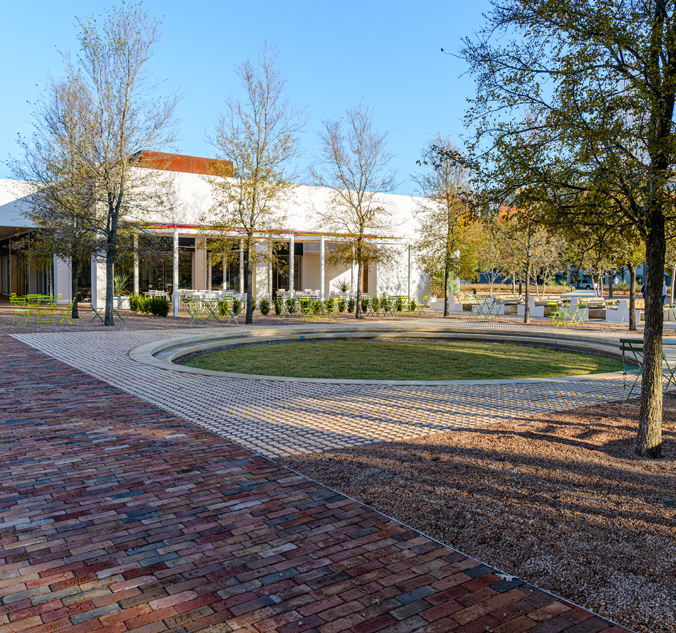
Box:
[0,334,631,633]
[281,400,676,633]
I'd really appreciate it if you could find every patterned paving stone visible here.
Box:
[0,335,631,632]
[12,326,639,459]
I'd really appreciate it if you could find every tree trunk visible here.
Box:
[245,238,253,325]
[511,273,515,295]
[609,272,614,299]
[524,259,531,324]
[637,215,665,458]
[629,263,637,331]
[71,256,80,319]
[671,264,676,304]
[104,241,115,326]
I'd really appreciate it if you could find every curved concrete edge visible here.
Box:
[129,325,626,386]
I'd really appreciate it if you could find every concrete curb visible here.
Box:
[129,324,627,386]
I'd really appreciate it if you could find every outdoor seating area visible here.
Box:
[273,291,430,321]
[10,293,75,325]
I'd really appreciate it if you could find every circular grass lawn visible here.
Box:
[183,339,622,381]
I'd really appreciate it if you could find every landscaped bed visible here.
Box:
[182,339,623,380]
[280,399,676,633]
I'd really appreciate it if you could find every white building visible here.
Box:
[0,152,429,309]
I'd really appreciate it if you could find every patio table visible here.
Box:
[558,301,585,326]
[470,298,500,319]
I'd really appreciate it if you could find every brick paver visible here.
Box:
[12,327,640,458]
[0,335,633,632]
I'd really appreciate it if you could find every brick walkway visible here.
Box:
[0,335,631,632]
[13,329,635,459]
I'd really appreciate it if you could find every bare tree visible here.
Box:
[204,42,308,324]
[13,4,180,326]
[413,135,477,315]
[309,103,397,319]
[12,74,97,318]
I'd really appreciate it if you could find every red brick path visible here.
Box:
[0,335,631,633]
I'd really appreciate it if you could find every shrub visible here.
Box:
[312,299,322,315]
[372,297,380,312]
[232,297,242,315]
[261,298,272,316]
[360,296,369,313]
[338,298,345,313]
[129,293,142,312]
[409,298,418,312]
[348,298,356,313]
[395,297,404,312]
[325,297,335,313]
[140,297,151,314]
[286,296,297,314]
[149,296,169,317]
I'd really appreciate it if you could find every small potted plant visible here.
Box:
[113,272,131,310]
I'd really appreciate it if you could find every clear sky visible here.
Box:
[0,0,490,194]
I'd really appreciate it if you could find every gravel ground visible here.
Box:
[280,398,676,633]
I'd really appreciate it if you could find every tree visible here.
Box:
[413,135,478,315]
[12,74,97,318]
[205,42,307,324]
[461,0,676,457]
[13,4,180,326]
[309,103,397,319]
[499,207,554,323]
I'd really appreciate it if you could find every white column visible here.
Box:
[289,233,295,295]
[320,235,326,301]
[239,240,244,294]
[407,244,411,298]
[267,240,272,300]
[208,253,212,291]
[172,227,179,317]
[133,234,139,295]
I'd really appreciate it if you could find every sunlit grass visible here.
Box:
[184,340,622,380]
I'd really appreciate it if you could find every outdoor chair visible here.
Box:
[547,300,564,327]
[416,295,429,315]
[91,296,125,323]
[620,338,676,403]
[10,297,31,326]
[186,299,209,325]
[53,299,77,325]
[381,295,395,317]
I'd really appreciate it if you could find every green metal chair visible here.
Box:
[11,297,31,326]
[547,300,563,327]
[415,296,429,316]
[620,338,676,403]
[186,299,208,325]
[54,299,77,325]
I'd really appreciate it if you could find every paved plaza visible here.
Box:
[0,333,631,632]
[11,323,645,459]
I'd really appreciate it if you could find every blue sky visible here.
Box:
[0,1,490,194]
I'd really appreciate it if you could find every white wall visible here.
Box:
[54,257,72,304]
[1,172,432,301]
[302,253,320,291]
[91,257,107,310]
